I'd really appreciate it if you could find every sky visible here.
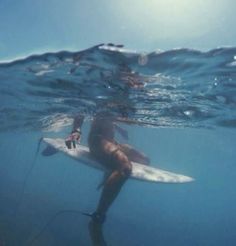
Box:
[0,0,236,61]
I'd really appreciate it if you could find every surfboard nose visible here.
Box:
[181,176,195,183]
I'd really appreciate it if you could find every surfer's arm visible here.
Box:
[114,123,129,140]
[116,117,158,127]
[115,117,140,125]
[73,115,84,131]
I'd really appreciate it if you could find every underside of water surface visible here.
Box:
[1,44,236,132]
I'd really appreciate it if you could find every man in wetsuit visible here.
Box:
[72,113,149,224]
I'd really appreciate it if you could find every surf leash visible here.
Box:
[14,137,43,217]
[26,209,97,245]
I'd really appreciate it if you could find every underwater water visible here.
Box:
[0,44,236,245]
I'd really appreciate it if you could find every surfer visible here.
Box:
[72,112,149,224]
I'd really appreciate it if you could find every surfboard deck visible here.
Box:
[42,138,194,184]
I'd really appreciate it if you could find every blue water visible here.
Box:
[0,44,236,245]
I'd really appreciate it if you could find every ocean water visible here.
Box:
[0,44,236,245]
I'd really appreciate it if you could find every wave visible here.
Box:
[0,44,236,131]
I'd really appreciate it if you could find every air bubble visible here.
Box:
[183,110,194,117]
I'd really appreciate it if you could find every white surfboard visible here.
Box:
[43,138,194,184]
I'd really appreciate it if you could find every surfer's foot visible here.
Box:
[91,212,106,224]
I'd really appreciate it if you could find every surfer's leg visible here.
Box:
[119,144,150,165]
[95,149,132,220]
[89,220,107,246]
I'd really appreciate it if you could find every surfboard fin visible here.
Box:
[41,144,58,156]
